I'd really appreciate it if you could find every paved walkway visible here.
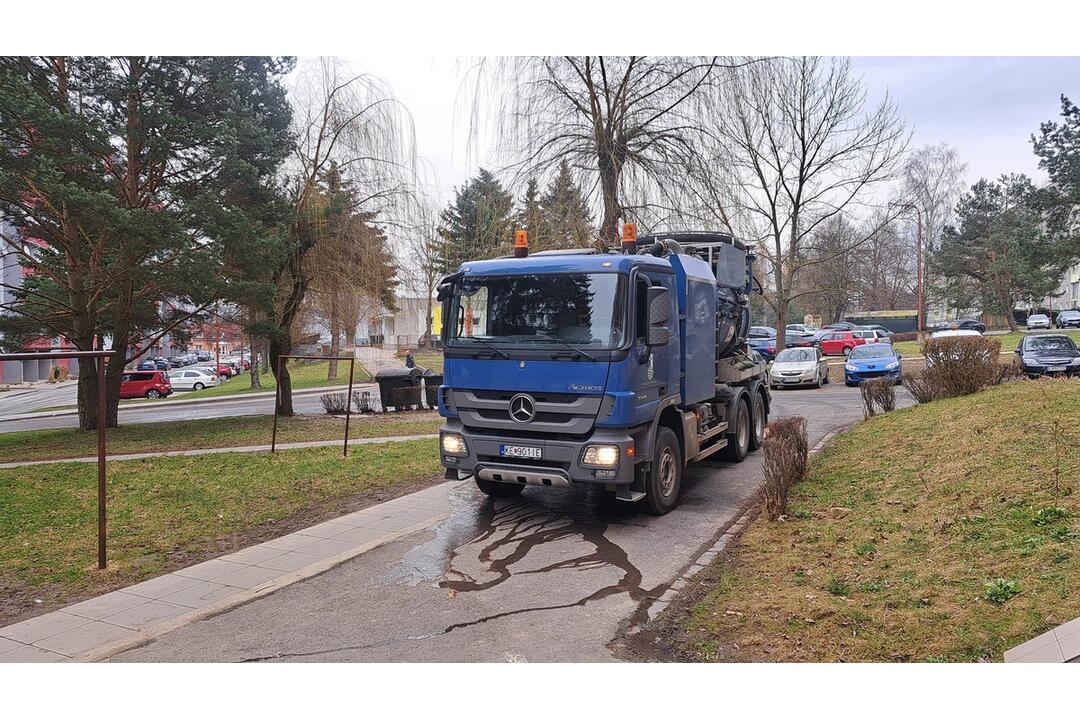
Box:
[0,483,452,662]
[0,433,437,470]
[1004,618,1080,663]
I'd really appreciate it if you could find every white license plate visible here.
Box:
[500,444,541,459]
[782,378,799,384]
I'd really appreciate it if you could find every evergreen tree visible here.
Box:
[516,178,545,248]
[935,175,1074,331]
[1033,95,1080,246]
[540,160,593,249]
[437,168,513,271]
[0,56,293,428]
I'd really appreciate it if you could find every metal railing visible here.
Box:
[270,354,357,457]
[0,350,113,569]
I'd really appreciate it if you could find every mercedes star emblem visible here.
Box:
[508,393,536,423]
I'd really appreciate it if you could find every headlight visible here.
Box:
[581,444,620,467]
[845,363,857,372]
[885,361,899,370]
[440,433,468,456]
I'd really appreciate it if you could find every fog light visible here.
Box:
[441,433,468,456]
[582,444,620,467]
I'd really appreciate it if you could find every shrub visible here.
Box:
[901,368,938,404]
[760,415,808,521]
[859,376,896,416]
[891,331,918,343]
[921,336,1002,398]
[352,389,376,413]
[320,392,350,415]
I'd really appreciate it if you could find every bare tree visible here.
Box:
[475,56,751,246]
[853,211,917,311]
[707,56,910,338]
[402,198,444,347]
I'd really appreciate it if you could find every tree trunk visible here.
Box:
[328,295,340,381]
[597,153,620,249]
[424,294,433,347]
[269,336,294,416]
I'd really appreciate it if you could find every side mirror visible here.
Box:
[646,286,672,347]
[1014,347,1022,355]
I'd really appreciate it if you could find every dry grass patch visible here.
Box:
[679,379,1080,662]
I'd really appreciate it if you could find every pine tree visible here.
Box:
[541,161,594,249]
[437,168,514,271]
[516,178,546,248]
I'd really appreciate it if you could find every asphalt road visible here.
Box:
[0,385,339,433]
[113,383,890,663]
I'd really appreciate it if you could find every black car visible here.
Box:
[136,360,156,371]
[749,325,776,339]
[1056,310,1080,329]
[1015,334,1080,378]
[151,357,169,370]
[933,318,986,334]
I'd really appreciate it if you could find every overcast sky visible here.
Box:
[342,56,1080,204]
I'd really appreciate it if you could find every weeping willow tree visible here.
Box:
[468,56,755,248]
[270,58,415,415]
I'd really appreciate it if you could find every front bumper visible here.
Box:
[439,420,636,487]
[845,368,901,383]
[770,372,817,387]
[1020,362,1080,378]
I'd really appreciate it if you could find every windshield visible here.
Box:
[1029,315,1048,321]
[448,273,627,349]
[850,345,894,359]
[1027,336,1077,352]
[776,348,815,362]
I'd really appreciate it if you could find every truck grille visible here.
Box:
[450,389,603,435]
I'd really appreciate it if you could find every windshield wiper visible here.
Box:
[462,337,511,360]
[534,333,596,361]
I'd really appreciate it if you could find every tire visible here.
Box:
[193,382,204,391]
[813,372,822,389]
[722,397,750,463]
[842,346,852,356]
[845,381,857,387]
[748,390,766,451]
[823,369,830,384]
[146,389,162,399]
[642,426,682,515]
[474,478,524,498]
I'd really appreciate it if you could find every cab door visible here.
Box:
[630,271,677,422]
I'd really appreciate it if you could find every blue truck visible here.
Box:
[435,229,769,514]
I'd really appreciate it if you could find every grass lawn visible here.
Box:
[412,353,444,374]
[892,329,1080,357]
[673,379,1080,662]
[0,438,441,624]
[0,411,442,464]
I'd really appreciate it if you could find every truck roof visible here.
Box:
[458,252,673,276]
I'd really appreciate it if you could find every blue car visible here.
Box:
[844,344,903,386]
[748,336,776,362]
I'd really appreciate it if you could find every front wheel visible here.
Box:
[642,426,682,515]
[842,346,852,357]
[474,478,524,498]
[722,397,750,463]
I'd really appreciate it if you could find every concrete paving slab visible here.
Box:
[1012,641,1065,663]
[223,545,288,566]
[262,533,323,552]
[64,591,148,621]
[0,636,22,653]
[296,521,353,539]
[0,644,69,662]
[172,558,249,582]
[34,620,133,657]
[1004,629,1059,662]
[1057,629,1080,661]
[360,515,419,532]
[257,551,328,572]
[333,526,387,545]
[124,573,203,600]
[288,537,356,559]
[0,611,91,644]
[158,581,238,609]
[102,601,191,631]
[212,565,289,589]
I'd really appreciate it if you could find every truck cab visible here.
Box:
[436,231,769,514]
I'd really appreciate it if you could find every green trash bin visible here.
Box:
[375,367,422,411]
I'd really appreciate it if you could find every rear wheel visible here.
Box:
[842,346,852,357]
[722,397,750,463]
[748,390,766,451]
[146,389,162,399]
[642,426,681,515]
[474,478,524,498]
[193,382,204,391]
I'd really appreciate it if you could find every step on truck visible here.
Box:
[435,227,770,514]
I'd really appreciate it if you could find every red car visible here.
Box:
[216,364,234,378]
[819,329,889,356]
[120,370,173,399]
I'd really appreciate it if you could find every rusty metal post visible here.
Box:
[343,356,355,457]
[271,355,282,453]
[97,354,107,570]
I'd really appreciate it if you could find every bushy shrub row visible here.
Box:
[902,336,1008,404]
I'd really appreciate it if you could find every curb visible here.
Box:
[645,428,841,623]
[72,512,448,662]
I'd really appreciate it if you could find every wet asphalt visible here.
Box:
[112,383,884,662]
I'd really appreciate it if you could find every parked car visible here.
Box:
[770,347,829,389]
[195,351,212,361]
[1055,310,1080,329]
[1014,334,1080,378]
[749,325,776,339]
[168,369,220,390]
[823,321,857,331]
[167,356,185,368]
[844,344,903,386]
[1027,313,1051,330]
[136,360,156,371]
[215,363,235,378]
[857,324,894,337]
[120,370,172,399]
[786,323,819,337]
[150,357,169,370]
[930,328,982,339]
[819,330,873,356]
[748,336,778,362]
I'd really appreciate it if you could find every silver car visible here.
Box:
[1027,313,1051,330]
[769,347,829,389]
